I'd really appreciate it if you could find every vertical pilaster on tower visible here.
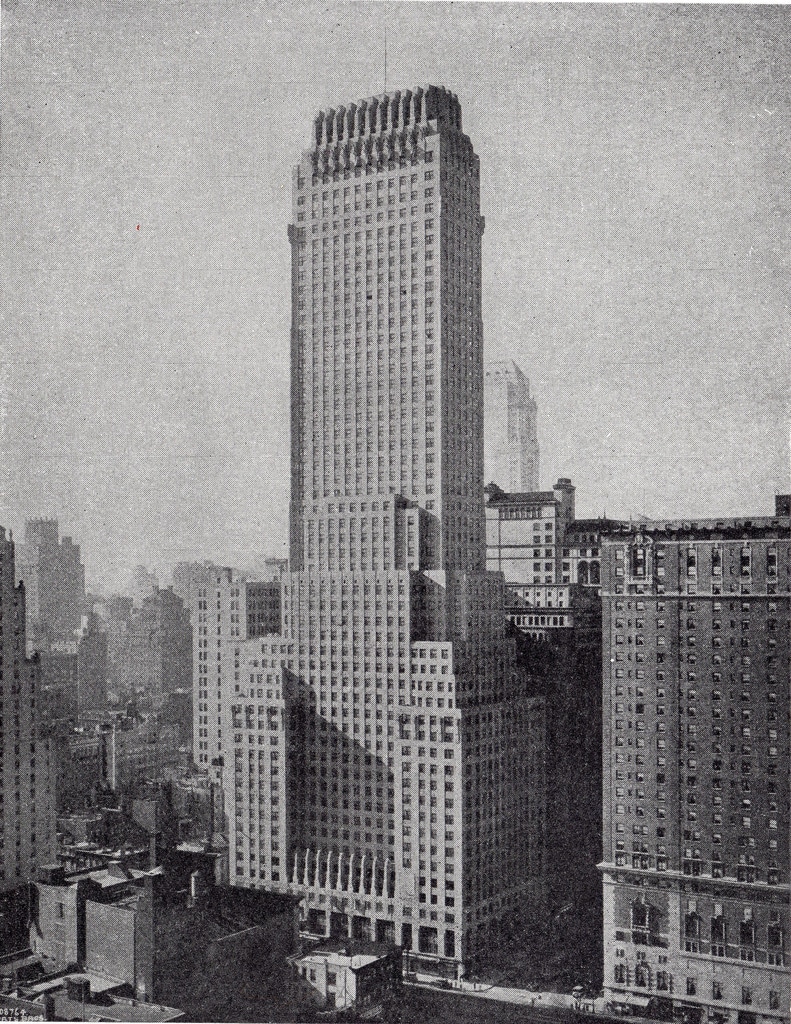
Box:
[225,86,546,973]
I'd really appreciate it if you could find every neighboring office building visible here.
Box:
[94,594,133,630]
[485,481,609,962]
[161,688,192,749]
[485,479,579,638]
[52,729,104,812]
[0,526,57,892]
[16,519,85,653]
[38,649,78,726]
[484,360,540,493]
[505,584,599,640]
[55,716,184,811]
[564,518,612,590]
[485,481,627,595]
[30,862,158,1001]
[192,569,282,778]
[223,86,547,975]
[21,852,299,1023]
[485,479,576,586]
[485,482,628,637]
[599,512,790,1023]
[102,718,183,793]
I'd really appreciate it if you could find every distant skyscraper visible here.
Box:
[0,527,56,889]
[77,615,108,713]
[223,86,546,972]
[484,360,539,492]
[130,565,159,608]
[16,519,85,652]
[108,587,191,700]
[599,513,789,1022]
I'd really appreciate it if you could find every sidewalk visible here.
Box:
[406,973,647,1021]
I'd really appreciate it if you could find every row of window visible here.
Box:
[613,964,782,1007]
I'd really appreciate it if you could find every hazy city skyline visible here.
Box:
[3,3,789,591]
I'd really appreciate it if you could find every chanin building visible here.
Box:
[222,86,546,974]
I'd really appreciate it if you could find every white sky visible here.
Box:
[2,2,789,591]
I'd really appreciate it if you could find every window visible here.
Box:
[711,916,726,956]
[632,901,654,945]
[686,978,697,997]
[741,987,752,1006]
[711,981,722,1000]
[685,913,701,952]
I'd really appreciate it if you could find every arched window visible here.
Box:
[635,964,649,988]
[614,964,627,985]
[578,561,589,585]
[590,561,600,585]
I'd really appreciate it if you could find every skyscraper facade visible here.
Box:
[224,86,545,971]
[484,360,540,493]
[193,566,246,776]
[599,515,789,1023]
[16,519,85,653]
[190,565,282,775]
[0,527,56,891]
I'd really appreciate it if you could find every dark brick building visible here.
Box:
[599,511,789,1023]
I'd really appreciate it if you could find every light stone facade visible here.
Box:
[222,86,546,972]
[484,360,539,494]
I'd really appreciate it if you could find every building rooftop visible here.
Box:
[566,518,627,534]
[486,489,558,505]
[9,973,184,1022]
[86,865,161,889]
[292,940,395,973]
[297,948,382,971]
[53,993,183,1022]
[598,515,789,540]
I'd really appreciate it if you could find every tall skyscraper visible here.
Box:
[484,360,540,492]
[0,527,56,890]
[224,86,545,972]
[599,514,789,1023]
[16,519,85,653]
